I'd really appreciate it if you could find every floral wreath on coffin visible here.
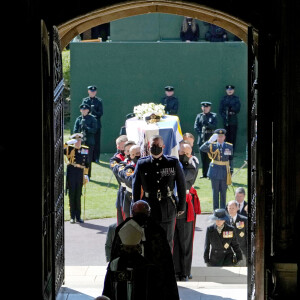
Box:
[133,102,165,123]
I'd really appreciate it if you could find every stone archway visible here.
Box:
[58,0,250,49]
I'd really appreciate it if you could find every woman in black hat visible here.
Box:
[203,208,242,266]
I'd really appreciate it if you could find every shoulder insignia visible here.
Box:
[82,145,89,149]
[110,161,117,168]
[225,142,233,145]
[126,168,134,176]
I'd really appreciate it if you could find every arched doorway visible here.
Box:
[58,1,249,49]
[52,1,259,299]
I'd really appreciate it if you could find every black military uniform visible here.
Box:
[160,86,179,115]
[173,155,199,281]
[194,101,218,177]
[237,200,248,217]
[118,161,136,219]
[204,209,242,266]
[219,85,241,150]
[132,155,186,250]
[110,151,126,225]
[81,85,103,162]
[73,103,97,178]
[64,134,89,223]
[228,213,248,266]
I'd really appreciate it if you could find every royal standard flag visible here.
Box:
[125,115,183,157]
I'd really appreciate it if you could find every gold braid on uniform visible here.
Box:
[207,143,220,161]
[65,146,76,164]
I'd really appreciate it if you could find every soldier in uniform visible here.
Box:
[173,142,200,281]
[132,135,186,250]
[110,135,128,225]
[204,208,242,266]
[235,187,248,217]
[194,101,218,178]
[73,103,97,178]
[160,86,179,115]
[114,140,136,220]
[64,133,89,223]
[81,85,103,163]
[200,129,233,210]
[118,145,141,219]
[227,200,248,266]
[219,85,241,151]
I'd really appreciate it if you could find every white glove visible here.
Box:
[84,175,89,182]
[66,139,77,145]
[208,133,218,143]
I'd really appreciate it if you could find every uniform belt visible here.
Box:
[69,163,85,169]
[211,159,232,185]
[121,182,126,187]
[144,190,173,200]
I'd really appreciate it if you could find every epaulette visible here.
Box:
[126,168,134,176]
[82,145,89,148]
[139,156,149,160]
[211,112,216,116]
[225,142,233,145]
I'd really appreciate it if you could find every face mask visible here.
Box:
[150,145,163,156]
[133,156,140,164]
[118,149,125,156]
[179,154,189,165]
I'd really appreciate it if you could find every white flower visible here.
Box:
[133,102,165,119]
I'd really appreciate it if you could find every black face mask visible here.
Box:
[179,154,189,165]
[150,145,163,156]
[133,156,140,164]
[118,149,125,156]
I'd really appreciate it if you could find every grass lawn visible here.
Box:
[64,129,248,220]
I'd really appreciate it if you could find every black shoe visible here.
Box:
[180,276,188,282]
[175,275,181,281]
[76,218,84,223]
[200,176,207,179]
[94,159,100,164]
[70,219,75,224]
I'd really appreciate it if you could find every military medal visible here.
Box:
[223,231,233,238]
[224,243,229,249]
[224,148,232,155]
[236,221,244,229]
[239,232,245,237]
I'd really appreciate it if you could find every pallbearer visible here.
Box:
[173,142,200,281]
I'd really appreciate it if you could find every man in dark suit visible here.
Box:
[204,208,242,266]
[235,187,248,217]
[227,200,248,266]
